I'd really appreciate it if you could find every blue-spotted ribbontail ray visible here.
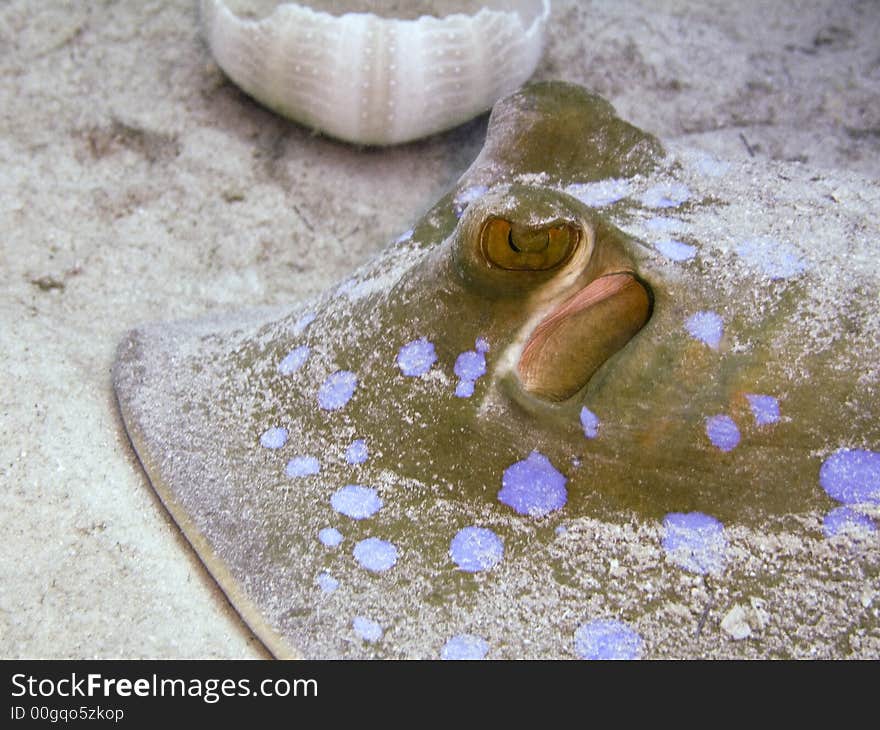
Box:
[114,82,880,659]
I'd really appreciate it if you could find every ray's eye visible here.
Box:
[481,218,578,271]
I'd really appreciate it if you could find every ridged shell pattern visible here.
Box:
[201,0,551,145]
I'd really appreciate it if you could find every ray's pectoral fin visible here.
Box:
[517,272,652,401]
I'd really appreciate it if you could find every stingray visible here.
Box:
[114,82,880,659]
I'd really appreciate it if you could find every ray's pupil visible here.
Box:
[507,229,522,253]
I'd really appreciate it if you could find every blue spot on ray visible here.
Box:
[565,179,630,207]
[706,415,740,452]
[316,572,338,593]
[640,182,691,208]
[454,185,488,217]
[655,239,696,262]
[498,451,567,516]
[318,527,343,547]
[352,616,383,642]
[449,527,504,572]
[330,485,382,520]
[454,350,486,381]
[819,449,880,505]
[736,238,807,280]
[580,407,600,439]
[441,634,489,660]
[662,512,727,575]
[353,538,398,572]
[746,394,780,426]
[475,337,490,354]
[317,370,357,410]
[574,620,644,660]
[335,279,355,297]
[455,380,475,398]
[291,312,316,335]
[278,345,310,375]
[285,455,320,478]
[346,439,369,465]
[823,507,877,538]
[259,427,287,449]
[685,311,723,349]
[454,344,487,398]
[396,337,437,377]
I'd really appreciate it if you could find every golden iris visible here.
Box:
[481,218,578,270]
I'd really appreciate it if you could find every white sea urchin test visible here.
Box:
[201,0,551,145]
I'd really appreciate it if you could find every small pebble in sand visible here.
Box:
[720,604,752,640]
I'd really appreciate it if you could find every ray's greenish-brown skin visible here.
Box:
[408,83,664,248]
[113,81,879,658]
[278,84,819,523]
